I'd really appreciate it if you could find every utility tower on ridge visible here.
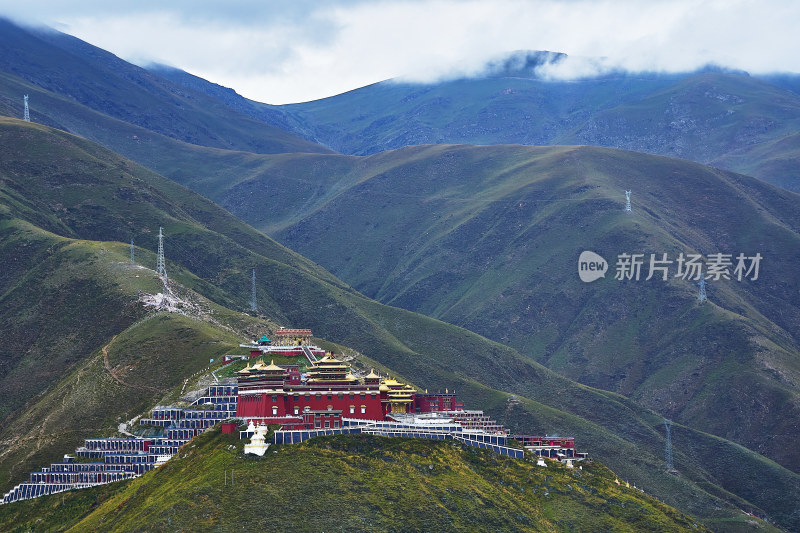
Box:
[697,277,707,303]
[130,239,135,265]
[250,268,257,312]
[664,418,675,472]
[156,227,167,283]
[625,190,632,213]
[23,95,30,122]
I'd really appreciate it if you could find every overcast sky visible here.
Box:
[2,0,799,104]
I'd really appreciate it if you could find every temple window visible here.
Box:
[360,405,367,414]
[349,405,355,414]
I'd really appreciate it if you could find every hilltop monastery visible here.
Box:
[2,328,585,505]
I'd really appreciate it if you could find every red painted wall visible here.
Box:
[238,389,384,421]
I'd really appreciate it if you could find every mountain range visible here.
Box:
[4,115,793,530]
[274,54,800,194]
[209,142,800,474]
[144,50,800,194]
[1,17,800,531]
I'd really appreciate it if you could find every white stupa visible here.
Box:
[244,422,270,456]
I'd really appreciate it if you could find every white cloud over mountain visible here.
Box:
[1,0,798,104]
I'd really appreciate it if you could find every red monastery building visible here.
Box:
[236,352,426,427]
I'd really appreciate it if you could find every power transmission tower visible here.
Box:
[664,418,675,471]
[249,268,257,312]
[625,190,632,213]
[23,95,30,122]
[156,227,167,283]
[130,239,135,265]
[697,277,707,303]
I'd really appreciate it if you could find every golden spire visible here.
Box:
[263,359,284,372]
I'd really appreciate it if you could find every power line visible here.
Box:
[156,227,167,283]
[148,231,261,311]
[664,418,675,472]
[23,95,30,122]
[250,268,257,312]
[697,278,707,303]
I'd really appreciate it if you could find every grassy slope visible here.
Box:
[0,116,331,486]
[281,74,678,154]
[0,18,330,156]
[0,430,713,533]
[280,69,800,192]
[177,141,800,476]
[5,24,800,195]
[712,132,800,193]
[1,119,799,530]
[4,24,797,460]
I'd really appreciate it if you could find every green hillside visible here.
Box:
[0,429,713,533]
[4,20,800,196]
[279,62,800,192]
[165,142,800,479]
[0,18,330,156]
[2,118,799,530]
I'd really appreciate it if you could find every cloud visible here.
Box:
[1,0,798,104]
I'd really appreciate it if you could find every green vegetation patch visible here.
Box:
[0,429,709,533]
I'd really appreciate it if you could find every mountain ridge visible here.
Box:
[271,57,800,192]
[177,141,800,475]
[2,19,800,529]
[2,118,799,530]
[0,17,331,156]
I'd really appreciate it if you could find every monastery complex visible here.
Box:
[2,329,586,505]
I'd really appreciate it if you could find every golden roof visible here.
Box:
[263,360,285,372]
[316,353,346,365]
[365,369,380,379]
[251,360,267,371]
[236,362,252,374]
